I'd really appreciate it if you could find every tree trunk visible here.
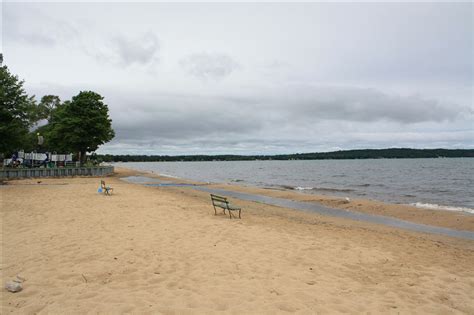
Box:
[80,150,87,165]
[77,151,87,166]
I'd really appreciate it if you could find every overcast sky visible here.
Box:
[2,1,473,155]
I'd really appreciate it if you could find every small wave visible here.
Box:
[354,183,386,188]
[410,202,474,215]
[313,187,355,193]
[281,185,355,193]
[231,179,244,182]
[279,185,296,190]
[159,173,180,179]
[294,186,314,191]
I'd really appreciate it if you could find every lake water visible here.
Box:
[115,158,474,214]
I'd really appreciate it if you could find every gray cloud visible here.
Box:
[180,53,240,80]
[270,86,467,124]
[4,7,79,47]
[108,94,263,143]
[106,32,160,66]
[4,5,160,68]
[75,32,161,67]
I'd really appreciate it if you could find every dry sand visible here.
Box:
[1,167,474,314]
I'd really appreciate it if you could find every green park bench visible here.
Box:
[210,194,242,219]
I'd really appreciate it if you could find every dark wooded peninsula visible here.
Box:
[98,148,474,162]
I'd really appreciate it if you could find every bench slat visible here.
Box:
[211,195,227,202]
[212,201,228,208]
[227,204,241,210]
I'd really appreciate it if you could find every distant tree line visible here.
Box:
[98,148,474,162]
[0,54,114,164]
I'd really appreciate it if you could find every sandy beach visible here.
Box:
[1,167,474,314]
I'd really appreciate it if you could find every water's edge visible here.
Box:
[120,176,474,241]
[114,159,474,212]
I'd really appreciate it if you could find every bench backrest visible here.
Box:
[210,194,228,205]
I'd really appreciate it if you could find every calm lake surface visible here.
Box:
[116,158,474,213]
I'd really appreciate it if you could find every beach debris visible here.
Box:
[344,197,351,204]
[82,274,88,283]
[270,288,282,295]
[5,281,23,293]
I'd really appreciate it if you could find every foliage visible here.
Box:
[98,149,474,162]
[48,91,115,162]
[36,95,61,121]
[0,54,37,155]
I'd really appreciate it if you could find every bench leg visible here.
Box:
[212,206,227,216]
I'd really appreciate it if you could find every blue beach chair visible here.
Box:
[100,180,114,196]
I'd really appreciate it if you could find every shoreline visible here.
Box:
[116,166,474,233]
[111,159,474,216]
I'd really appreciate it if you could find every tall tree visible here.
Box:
[48,91,115,163]
[0,54,37,156]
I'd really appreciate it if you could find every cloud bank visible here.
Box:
[97,84,472,154]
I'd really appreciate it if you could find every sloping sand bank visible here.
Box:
[1,168,473,313]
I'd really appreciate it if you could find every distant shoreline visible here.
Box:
[98,148,474,162]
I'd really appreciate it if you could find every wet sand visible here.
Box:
[1,167,473,313]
